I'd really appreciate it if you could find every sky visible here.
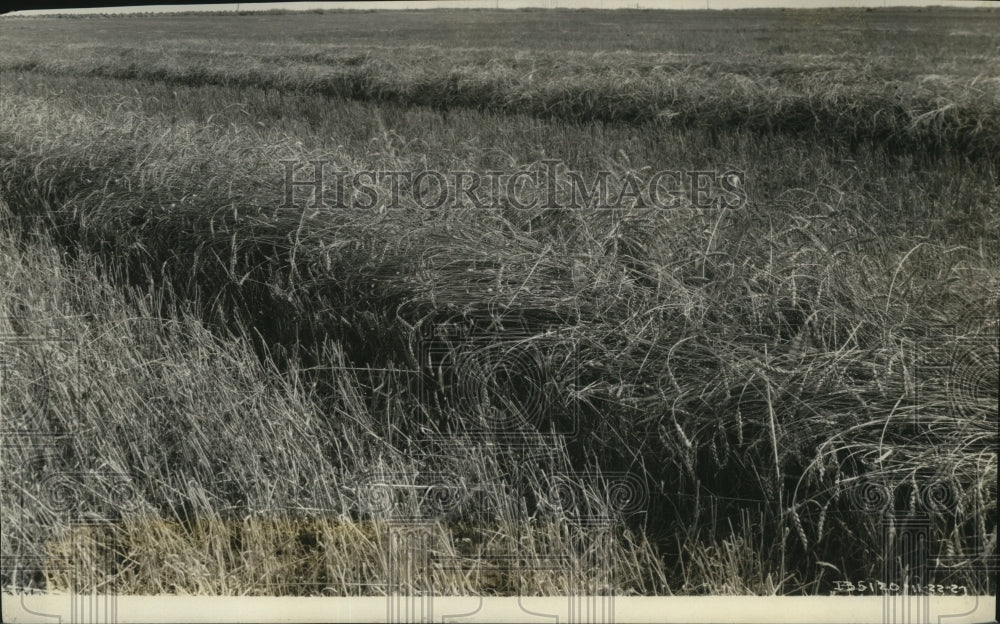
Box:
[8,0,997,16]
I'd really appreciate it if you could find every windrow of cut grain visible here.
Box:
[3,42,998,160]
[1,72,995,590]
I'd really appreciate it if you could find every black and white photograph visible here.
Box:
[0,0,996,622]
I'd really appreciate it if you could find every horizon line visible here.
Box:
[7,1,998,17]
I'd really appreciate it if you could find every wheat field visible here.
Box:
[0,7,996,598]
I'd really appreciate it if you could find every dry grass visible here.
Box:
[2,38,998,160]
[0,8,996,596]
[0,204,666,596]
